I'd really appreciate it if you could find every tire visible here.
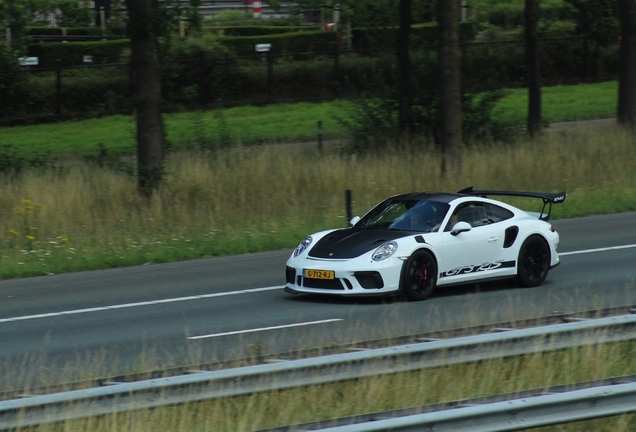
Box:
[401,250,437,301]
[516,235,550,287]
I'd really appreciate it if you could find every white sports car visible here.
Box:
[285,187,566,301]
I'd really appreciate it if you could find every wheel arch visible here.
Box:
[516,233,552,288]
[398,246,439,296]
[517,233,552,266]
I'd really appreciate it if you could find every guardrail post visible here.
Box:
[55,59,62,118]
[317,120,323,152]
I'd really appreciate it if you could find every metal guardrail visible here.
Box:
[256,374,636,431]
[2,313,636,430]
[4,304,634,403]
[315,381,636,431]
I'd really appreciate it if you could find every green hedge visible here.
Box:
[207,25,315,37]
[27,39,129,67]
[23,22,479,66]
[26,32,335,66]
[26,26,101,36]
[219,31,337,56]
[352,21,478,49]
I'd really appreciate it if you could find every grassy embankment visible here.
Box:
[0,80,633,280]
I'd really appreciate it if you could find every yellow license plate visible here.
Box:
[304,269,335,280]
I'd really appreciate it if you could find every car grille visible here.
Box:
[302,277,345,290]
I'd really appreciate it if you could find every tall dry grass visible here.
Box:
[1,125,635,279]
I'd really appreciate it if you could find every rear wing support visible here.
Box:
[458,186,566,222]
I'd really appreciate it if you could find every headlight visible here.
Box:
[293,236,313,257]
[372,241,398,261]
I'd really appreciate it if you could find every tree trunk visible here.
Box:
[126,0,164,196]
[617,0,636,128]
[397,0,413,137]
[525,0,542,137]
[437,0,462,175]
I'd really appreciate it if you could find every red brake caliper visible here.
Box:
[421,263,428,284]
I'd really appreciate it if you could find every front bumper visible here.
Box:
[285,255,404,296]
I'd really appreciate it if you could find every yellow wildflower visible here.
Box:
[8,229,18,236]
[26,235,35,241]
[59,235,69,244]
[21,199,32,205]
[13,207,24,215]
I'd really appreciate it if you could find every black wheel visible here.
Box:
[401,250,437,301]
[516,235,550,287]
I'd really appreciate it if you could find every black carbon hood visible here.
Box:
[308,228,410,259]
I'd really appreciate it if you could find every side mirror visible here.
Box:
[450,221,472,236]
[350,216,361,226]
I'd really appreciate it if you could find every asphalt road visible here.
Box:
[1,212,635,385]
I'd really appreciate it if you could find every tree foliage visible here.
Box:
[472,0,576,28]
[617,0,636,128]
[0,0,29,53]
[564,0,618,44]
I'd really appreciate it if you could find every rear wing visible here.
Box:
[457,186,566,222]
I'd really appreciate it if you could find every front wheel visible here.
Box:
[516,235,550,287]
[401,250,437,301]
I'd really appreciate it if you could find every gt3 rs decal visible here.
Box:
[440,260,515,278]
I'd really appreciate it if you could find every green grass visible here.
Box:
[0,101,348,158]
[0,81,618,158]
[494,80,618,124]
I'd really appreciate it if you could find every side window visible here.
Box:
[445,202,490,230]
[485,203,514,223]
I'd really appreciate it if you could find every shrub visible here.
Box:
[25,26,102,36]
[219,31,337,56]
[208,25,313,37]
[473,0,577,28]
[27,39,130,67]
[0,142,56,176]
[0,46,31,119]
[335,58,510,153]
[160,34,233,108]
[352,22,478,50]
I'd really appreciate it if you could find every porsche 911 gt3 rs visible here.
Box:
[285,187,566,301]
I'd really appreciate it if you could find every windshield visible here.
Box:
[356,199,450,233]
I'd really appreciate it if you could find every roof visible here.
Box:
[388,192,465,204]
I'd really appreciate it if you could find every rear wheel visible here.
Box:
[516,235,550,287]
[401,250,437,301]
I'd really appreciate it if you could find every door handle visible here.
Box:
[488,236,498,242]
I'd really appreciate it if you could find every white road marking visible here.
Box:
[559,244,636,256]
[0,286,283,324]
[187,319,343,340]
